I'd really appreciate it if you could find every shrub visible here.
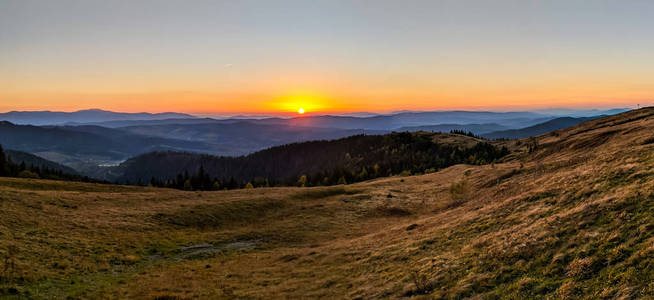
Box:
[1,244,18,282]
[297,175,307,187]
[449,180,469,207]
[17,170,39,179]
[408,270,435,295]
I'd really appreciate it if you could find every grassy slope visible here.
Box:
[1,108,654,299]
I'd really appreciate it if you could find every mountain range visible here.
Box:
[0,109,195,125]
[0,108,631,179]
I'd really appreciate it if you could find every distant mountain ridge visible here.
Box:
[0,109,196,125]
[481,116,601,139]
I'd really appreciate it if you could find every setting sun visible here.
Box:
[262,91,346,115]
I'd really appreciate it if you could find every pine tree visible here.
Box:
[0,144,6,176]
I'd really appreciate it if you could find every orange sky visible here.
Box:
[2,1,654,115]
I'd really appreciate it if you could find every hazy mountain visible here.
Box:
[0,109,196,125]
[533,108,630,117]
[118,122,386,152]
[9,109,554,129]
[245,111,552,130]
[1,108,630,131]
[69,117,239,128]
[482,116,600,139]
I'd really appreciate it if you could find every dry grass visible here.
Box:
[1,108,654,299]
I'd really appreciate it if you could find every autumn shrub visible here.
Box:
[449,180,469,207]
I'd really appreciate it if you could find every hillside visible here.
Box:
[482,116,600,139]
[1,108,653,299]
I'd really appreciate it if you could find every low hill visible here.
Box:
[1,108,653,299]
[394,123,509,134]
[4,149,79,175]
[482,116,599,139]
[109,132,508,187]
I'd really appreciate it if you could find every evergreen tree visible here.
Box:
[0,145,6,176]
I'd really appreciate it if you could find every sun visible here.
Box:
[298,108,305,114]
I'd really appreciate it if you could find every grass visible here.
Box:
[1,108,654,299]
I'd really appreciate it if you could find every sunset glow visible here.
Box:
[2,1,653,114]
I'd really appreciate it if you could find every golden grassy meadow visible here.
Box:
[2,108,654,299]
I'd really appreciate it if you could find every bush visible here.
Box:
[408,270,435,295]
[17,170,39,179]
[449,180,469,207]
[297,175,307,187]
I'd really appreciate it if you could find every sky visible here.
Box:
[2,0,654,115]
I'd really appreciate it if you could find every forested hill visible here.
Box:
[5,149,79,175]
[0,145,98,183]
[111,132,509,189]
